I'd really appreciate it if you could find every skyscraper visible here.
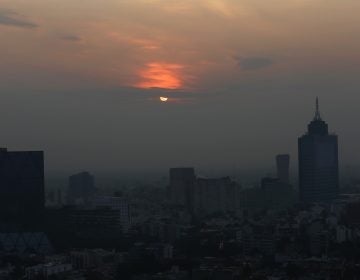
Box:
[261,177,294,209]
[169,168,195,211]
[193,176,241,217]
[67,171,96,205]
[298,98,339,203]
[91,196,131,232]
[169,168,241,216]
[276,154,290,184]
[0,148,44,230]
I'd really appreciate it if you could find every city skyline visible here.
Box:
[1,2,360,278]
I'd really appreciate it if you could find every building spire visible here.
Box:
[314,97,321,120]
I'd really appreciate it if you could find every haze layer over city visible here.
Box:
[1,0,360,175]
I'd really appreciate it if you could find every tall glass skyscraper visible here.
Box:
[0,148,44,230]
[298,99,339,203]
[276,154,290,184]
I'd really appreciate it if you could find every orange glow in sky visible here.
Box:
[135,63,183,90]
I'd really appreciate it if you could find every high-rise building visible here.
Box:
[169,168,241,217]
[0,148,44,230]
[169,168,195,210]
[298,98,339,203]
[261,177,294,209]
[193,177,241,217]
[91,196,131,232]
[276,154,290,184]
[67,171,96,205]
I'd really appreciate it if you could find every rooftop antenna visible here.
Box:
[314,97,321,120]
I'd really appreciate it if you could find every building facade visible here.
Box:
[261,177,294,209]
[276,154,290,184]
[169,167,196,211]
[298,99,339,203]
[169,168,241,217]
[193,177,241,217]
[91,196,131,232]
[67,171,96,205]
[0,148,44,230]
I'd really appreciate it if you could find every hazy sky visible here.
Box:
[1,0,360,173]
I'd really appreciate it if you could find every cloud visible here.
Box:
[203,0,235,18]
[135,63,184,89]
[107,32,160,50]
[0,10,37,29]
[61,35,82,42]
[235,56,274,70]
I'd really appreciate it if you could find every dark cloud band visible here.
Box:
[0,10,37,29]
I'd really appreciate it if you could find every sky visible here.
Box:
[0,0,360,174]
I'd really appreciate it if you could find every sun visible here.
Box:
[160,96,168,102]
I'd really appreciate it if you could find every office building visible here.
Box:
[169,168,241,216]
[169,167,195,210]
[261,177,294,209]
[91,196,131,232]
[193,177,241,217]
[0,148,44,230]
[298,98,339,203]
[276,154,290,183]
[67,171,96,205]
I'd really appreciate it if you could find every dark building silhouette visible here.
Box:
[67,171,96,205]
[276,154,290,184]
[298,98,339,203]
[169,168,241,216]
[261,177,294,209]
[193,176,241,217]
[0,148,44,230]
[169,168,195,211]
[57,189,63,205]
